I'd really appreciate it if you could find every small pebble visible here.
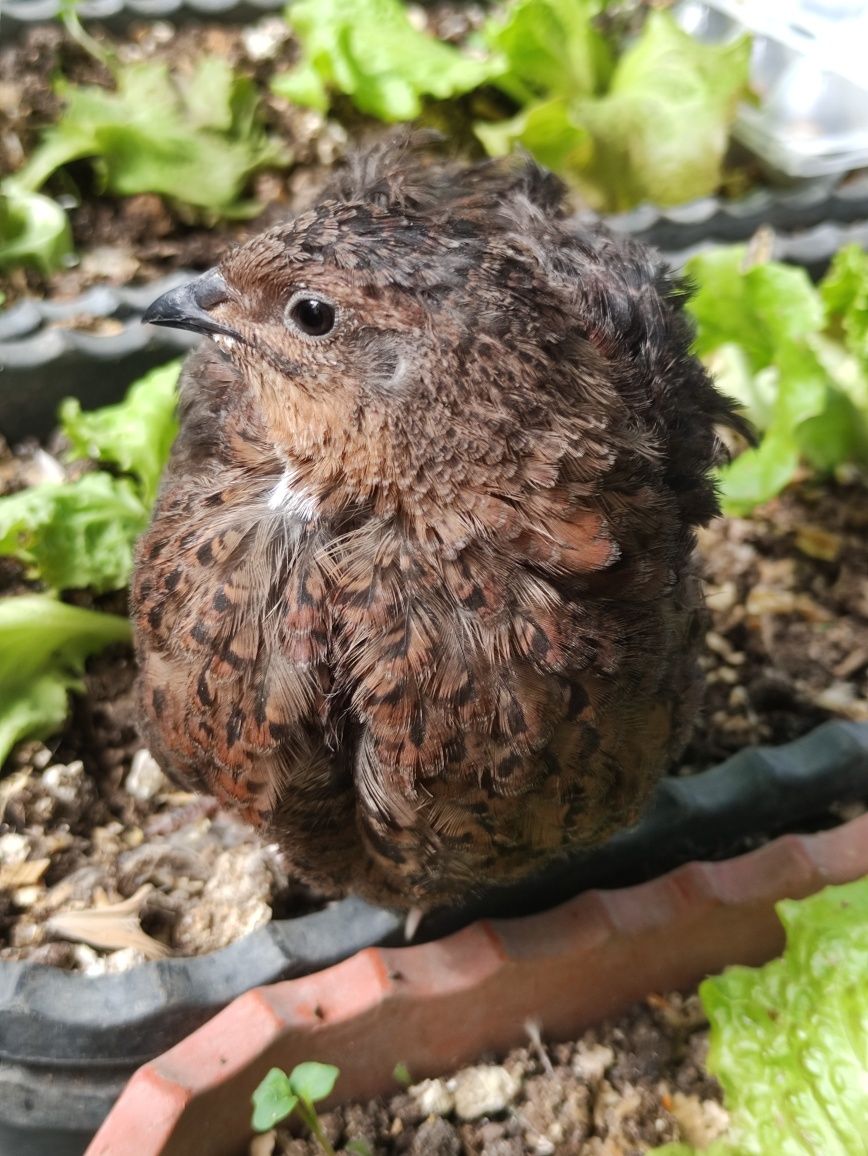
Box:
[11,885,42,908]
[241,17,290,61]
[409,1116,460,1156]
[0,832,30,865]
[450,1065,519,1120]
[670,1092,729,1146]
[531,1138,556,1155]
[410,1078,454,1117]
[125,749,167,801]
[24,448,65,486]
[816,681,862,716]
[42,761,84,806]
[72,943,102,974]
[571,1042,614,1084]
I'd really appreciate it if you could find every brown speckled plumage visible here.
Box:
[132,145,747,909]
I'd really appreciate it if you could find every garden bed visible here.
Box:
[0,19,343,308]
[4,14,868,314]
[3,7,868,1156]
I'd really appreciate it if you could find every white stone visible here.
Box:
[0,832,30,865]
[670,1092,729,1147]
[242,17,290,61]
[125,749,167,801]
[72,944,103,975]
[450,1066,519,1121]
[42,760,84,805]
[410,1078,455,1117]
[532,1139,556,1155]
[571,1042,615,1084]
[28,449,66,485]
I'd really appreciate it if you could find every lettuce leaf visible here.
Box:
[0,361,180,766]
[273,0,494,121]
[820,243,868,364]
[686,244,868,512]
[60,359,180,507]
[0,186,73,275]
[14,59,288,217]
[652,877,868,1156]
[0,361,180,592]
[0,472,148,594]
[483,0,612,107]
[479,9,751,211]
[0,595,131,766]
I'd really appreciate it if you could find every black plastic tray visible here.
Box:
[0,0,283,36]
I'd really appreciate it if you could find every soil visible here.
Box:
[1,444,865,972]
[682,473,868,769]
[256,993,725,1156]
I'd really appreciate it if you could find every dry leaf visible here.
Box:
[46,883,168,959]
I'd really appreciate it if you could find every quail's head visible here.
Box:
[144,148,738,536]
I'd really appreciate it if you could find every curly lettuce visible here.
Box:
[653,877,868,1156]
[0,361,180,767]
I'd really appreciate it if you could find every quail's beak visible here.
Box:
[142,269,239,340]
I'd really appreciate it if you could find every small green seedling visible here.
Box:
[392,1061,412,1088]
[251,1062,340,1154]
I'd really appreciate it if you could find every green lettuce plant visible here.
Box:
[0,361,180,767]
[272,0,493,120]
[14,58,288,218]
[273,0,752,212]
[688,244,868,512]
[652,877,868,1156]
[0,187,73,275]
[0,596,131,767]
[479,4,751,211]
[0,40,289,276]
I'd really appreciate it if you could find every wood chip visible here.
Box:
[0,858,50,890]
[0,769,32,823]
[794,525,843,562]
[249,1133,276,1156]
[745,587,833,622]
[834,648,868,680]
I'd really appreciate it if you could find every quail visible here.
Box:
[133,145,748,910]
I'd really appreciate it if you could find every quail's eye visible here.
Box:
[286,294,336,338]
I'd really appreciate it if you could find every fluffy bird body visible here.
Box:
[133,150,744,909]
